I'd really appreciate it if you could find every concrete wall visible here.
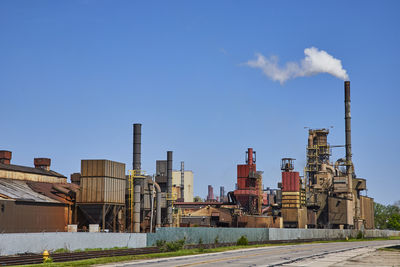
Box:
[1,228,400,256]
[0,232,146,256]
[148,227,400,246]
[147,227,269,246]
[364,229,400,238]
[268,229,356,240]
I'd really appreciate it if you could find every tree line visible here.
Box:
[374,200,400,230]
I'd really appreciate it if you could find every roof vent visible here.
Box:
[34,158,51,171]
[0,150,12,165]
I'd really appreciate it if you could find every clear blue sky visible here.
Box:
[1,1,399,205]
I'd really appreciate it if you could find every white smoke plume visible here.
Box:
[245,47,349,84]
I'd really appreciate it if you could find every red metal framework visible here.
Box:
[233,148,262,214]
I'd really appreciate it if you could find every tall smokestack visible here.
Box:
[133,124,142,171]
[167,151,173,225]
[180,161,184,202]
[344,81,352,173]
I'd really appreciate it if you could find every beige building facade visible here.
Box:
[172,170,193,202]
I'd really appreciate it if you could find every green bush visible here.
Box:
[156,238,186,252]
[197,238,204,252]
[214,235,219,244]
[236,235,249,246]
[155,240,166,249]
[356,231,363,239]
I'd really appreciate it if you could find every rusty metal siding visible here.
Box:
[237,164,257,178]
[0,200,67,233]
[79,160,126,204]
[281,172,300,192]
[81,160,125,179]
[0,169,67,183]
[360,196,374,229]
[78,177,125,204]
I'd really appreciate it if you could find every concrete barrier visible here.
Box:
[1,229,400,256]
[0,232,146,256]
[147,227,269,246]
[148,228,400,246]
[268,228,357,240]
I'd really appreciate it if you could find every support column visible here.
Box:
[133,185,141,233]
[102,204,106,231]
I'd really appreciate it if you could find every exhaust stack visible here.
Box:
[180,161,184,201]
[132,123,142,232]
[344,81,352,173]
[167,151,173,225]
[133,124,142,171]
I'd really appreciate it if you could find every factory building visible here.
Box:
[172,169,193,202]
[0,151,77,233]
[0,81,376,233]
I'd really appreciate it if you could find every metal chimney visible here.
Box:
[344,81,352,173]
[180,161,184,202]
[0,151,12,165]
[167,151,173,225]
[133,124,142,171]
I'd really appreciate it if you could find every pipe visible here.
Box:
[133,124,142,171]
[167,151,173,226]
[154,182,162,228]
[148,180,162,228]
[308,131,316,147]
[344,81,352,173]
[308,134,313,147]
[149,178,154,233]
[247,148,253,165]
[133,185,141,233]
[180,161,184,201]
[52,184,71,195]
[321,163,335,181]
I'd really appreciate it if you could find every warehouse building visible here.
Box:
[0,150,77,233]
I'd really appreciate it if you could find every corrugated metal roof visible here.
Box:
[27,181,79,204]
[0,179,60,203]
[0,163,66,178]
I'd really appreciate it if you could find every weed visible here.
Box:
[236,235,249,246]
[53,248,70,253]
[43,257,53,264]
[356,231,363,239]
[156,238,186,252]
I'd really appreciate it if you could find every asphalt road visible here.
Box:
[102,240,400,267]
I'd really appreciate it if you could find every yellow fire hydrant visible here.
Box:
[43,250,49,261]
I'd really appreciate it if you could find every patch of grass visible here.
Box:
[379,245,400,252]
[52,247,129,254]
[52,249,70,254]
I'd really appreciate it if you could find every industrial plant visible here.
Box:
[0,81,374,233]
